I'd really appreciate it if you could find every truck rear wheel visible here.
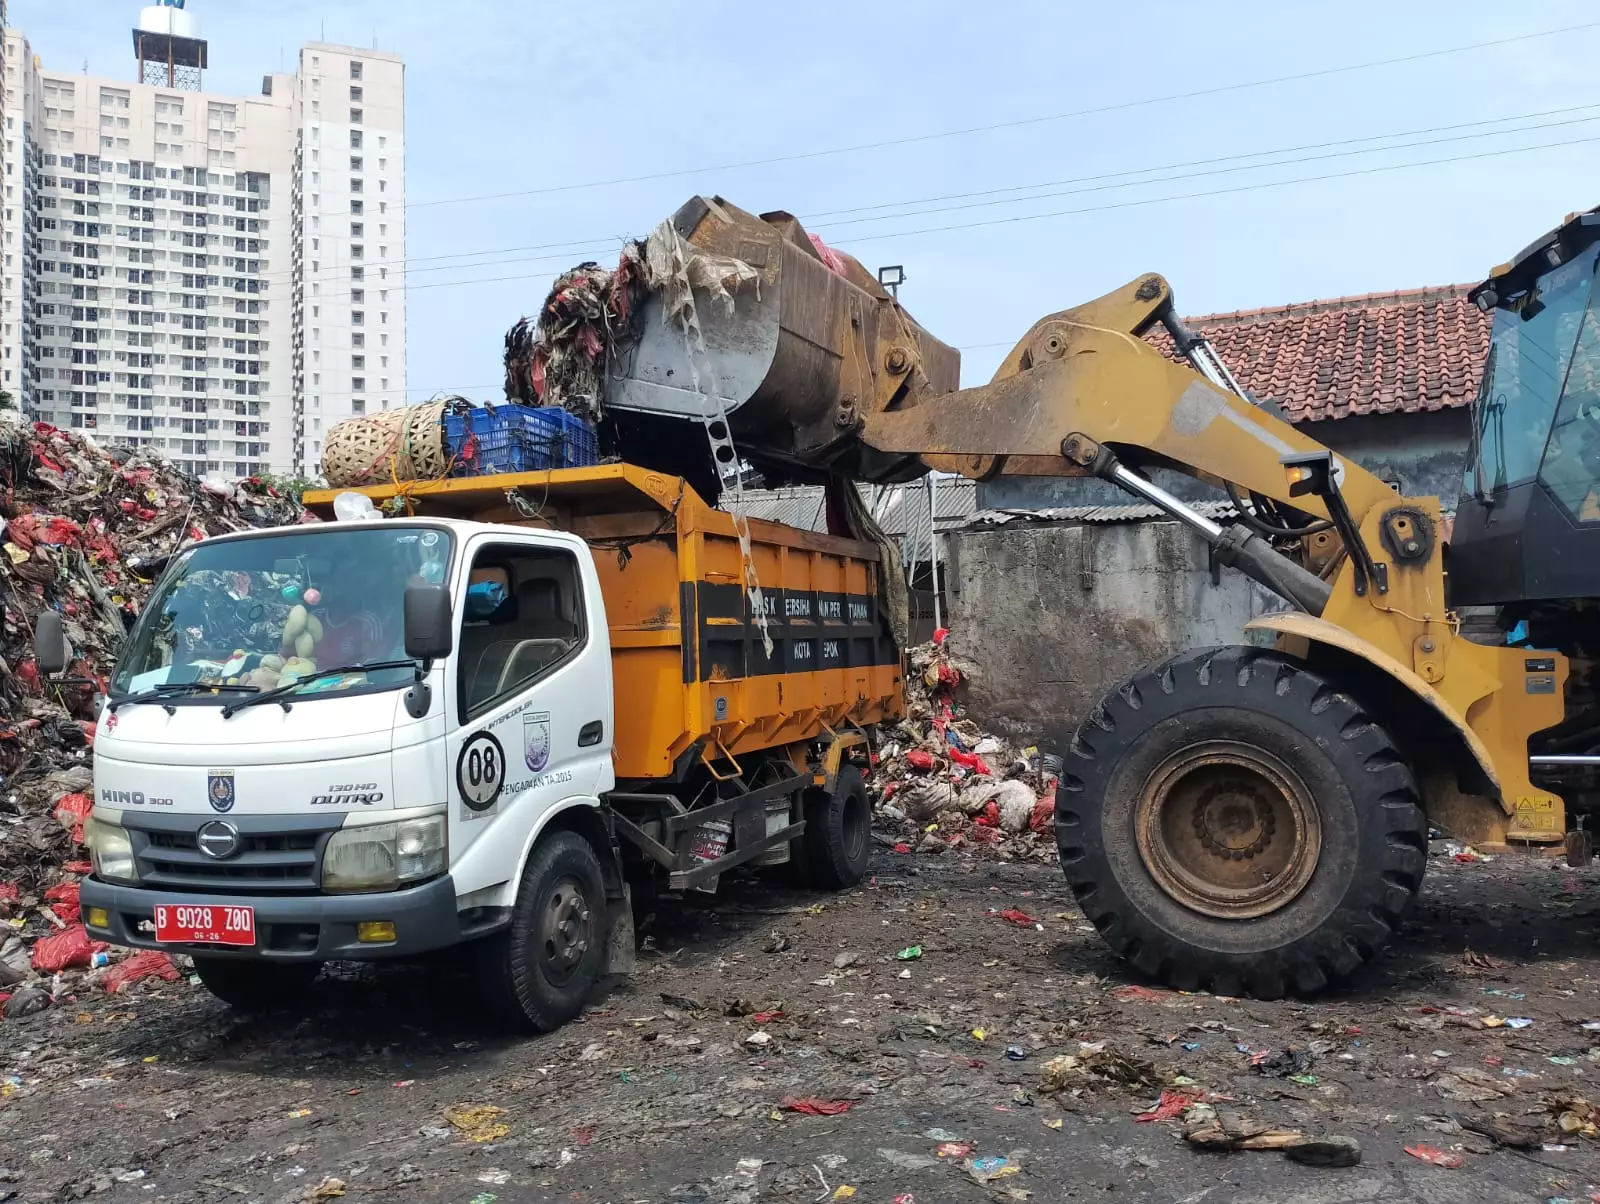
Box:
[479,830,606,1031]
[192,957,321,1010]
[802,765,872,890]
[1056,646,1426,999]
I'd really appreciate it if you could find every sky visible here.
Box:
[11,1,1600,401]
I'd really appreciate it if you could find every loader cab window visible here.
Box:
[1473,242,1599,498]
[1537,250,1600,520]
[458,544,585,717]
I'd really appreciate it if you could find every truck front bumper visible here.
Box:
[80,875,504,962]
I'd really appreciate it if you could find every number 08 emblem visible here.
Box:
[457,731,506,812]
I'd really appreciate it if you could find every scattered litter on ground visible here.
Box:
[443,1103,510,1143]
[781,1098,855,1117]
[1405,1143,1465,1169]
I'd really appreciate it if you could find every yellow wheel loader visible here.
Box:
[573,197,1600,997]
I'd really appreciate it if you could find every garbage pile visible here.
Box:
[869,629,1059,861]
[503,221,758,432]
[503,246,649,425]
[0,418,306,1020]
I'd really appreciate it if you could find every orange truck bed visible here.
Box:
[304,464,905,780]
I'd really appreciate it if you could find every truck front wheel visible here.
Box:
[479,830,606,1031]
[1057,646,1426,999]
[192,957,321,1010]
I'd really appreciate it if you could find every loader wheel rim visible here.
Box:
[537,874,592,986]
[1134,740,1322,919]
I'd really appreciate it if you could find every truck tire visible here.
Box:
[802,765,872,890]
[191,957,321,1010]
[479,829,606,1032]
[1056,646,1426,999]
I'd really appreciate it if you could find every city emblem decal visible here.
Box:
[207,769,236,814]
[524,711,552,773]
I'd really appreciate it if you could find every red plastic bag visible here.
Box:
[52,793,93,845]
[932,627,950,646]
[1029,785,1057,834]
[9,513,82,550]
[904,749,937,772]
[975,801,1000,828]
[1135,1089,1199,1122]
[31,924,107,972]
[947,749,993,776]
[1404,1144,1463,1169]
[807,234,847,277]
[0,882,18,907]
[780,1097,855,1116]
[998,908,1037,927]
[44,881,80,924]
[101,950,179,994]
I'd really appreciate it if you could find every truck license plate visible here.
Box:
[153,904,255,946]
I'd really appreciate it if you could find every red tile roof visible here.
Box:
[1152,285,1490,424]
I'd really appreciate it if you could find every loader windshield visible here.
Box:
[111,525,454,703]
[1472,241,1600,516]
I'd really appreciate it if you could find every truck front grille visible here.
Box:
[132,825,329,893]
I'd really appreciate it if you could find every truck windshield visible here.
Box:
[112,525,453,703]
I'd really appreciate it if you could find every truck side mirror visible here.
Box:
[403,584,453,662]
[35,611,70,676]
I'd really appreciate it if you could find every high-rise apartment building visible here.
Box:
[0,2,404,478]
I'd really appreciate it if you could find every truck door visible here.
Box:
[443,533,614,897]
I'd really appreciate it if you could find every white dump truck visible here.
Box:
[51,467,901,1029]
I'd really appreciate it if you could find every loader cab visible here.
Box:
[1450,209,1600,608]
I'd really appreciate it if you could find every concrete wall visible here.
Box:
[1293,410,1470,505]
[945,517,1264,743]
[976,409,1471,512]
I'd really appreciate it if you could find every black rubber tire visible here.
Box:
[191,957,321,1010]
[477,829,606,1032]
[1055,646,1426,999]
[801,765,872,890]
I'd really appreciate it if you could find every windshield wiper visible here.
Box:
[220,659,417,718]
[109,682,260,713]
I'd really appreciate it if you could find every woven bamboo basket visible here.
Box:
[320,402,449,487]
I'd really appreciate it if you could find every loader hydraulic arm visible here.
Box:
[857,273,1422,618]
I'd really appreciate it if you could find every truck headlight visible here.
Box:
[87,817,138,884]
[323,815,446,894]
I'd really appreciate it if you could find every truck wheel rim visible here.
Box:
[538,874,592,985]
[1134,740,1322,920]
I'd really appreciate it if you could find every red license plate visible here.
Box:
[153,903,255,946]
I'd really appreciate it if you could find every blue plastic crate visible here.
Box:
[444,404,599,477]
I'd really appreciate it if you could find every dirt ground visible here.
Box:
[6,843,1600,1204]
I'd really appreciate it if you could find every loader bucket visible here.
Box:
[600,196,959,491]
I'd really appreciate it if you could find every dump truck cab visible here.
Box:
[64,467,898,1029]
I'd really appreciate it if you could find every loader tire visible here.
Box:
[478,830,606,1032]
[192,956,320,1010]
[1055,646,1426,999]
[802,766,873,890]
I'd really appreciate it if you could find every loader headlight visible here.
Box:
[322,815,446,894]
[87,816,138,884]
